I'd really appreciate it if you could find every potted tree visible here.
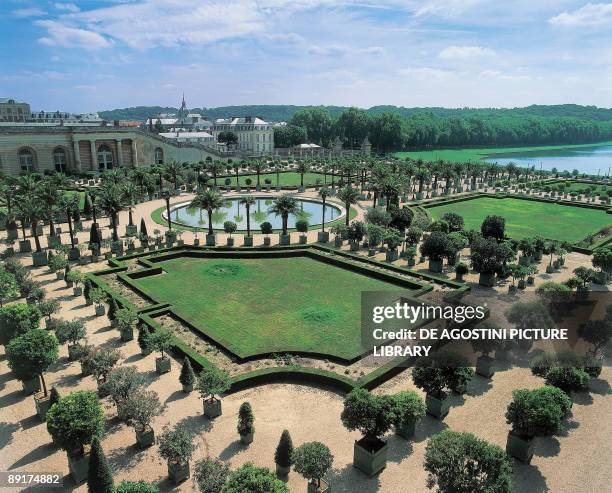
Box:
[425,430,512,493]
[340,388,395,476]
[269,195,298,245]
[88,347,121,396]
[146,328,173,374]
[471,236,505,287]
[179,358,196,393]
[331,224,347,247]
[391,391,426,439]
[196,366,231,419]
[384,231,403,262]
[412,359,453,419]
[420,231,450,273]
[260,221,273,246]
[405,245,418,267]
[6,329,59,417]
[90,288,107,316]
[224,221,237,246]
[296,219,309,245]
[274,429,294,477]
[116,307,138,342]
[138,324,151,356]
[49,253,68,280]
[224,463,288,493]
[158,424,196,484]
[107,298,119,327]
[39,298,61,330]
[55,319,87,361]
[455,262,469,281]
[87,436,114,493]
[105,366,146,418]
[292,441,334,493]
[46,390,105,483]
[122,389,164,448]
[505,386,573,463]
[67,269,84,297]
[194,458,229,493]
[237,401,255,444]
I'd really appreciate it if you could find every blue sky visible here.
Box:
[1,0,612,112]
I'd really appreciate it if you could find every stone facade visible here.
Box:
[211,116,274,155]
[0,127,228,176]
[0,98,31,123]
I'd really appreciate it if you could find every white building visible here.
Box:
[159,130,215,145]
[211,116,274,155]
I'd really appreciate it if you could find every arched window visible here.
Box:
[53,147,67,173]
[97,145,113,171]
[19,148,35,172]
[154,147,164,165]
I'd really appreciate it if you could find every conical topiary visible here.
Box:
[137,324,149,353]
[48,387,61,409]
[274,429,294,468]
[87,436,114,493]
[179,358,196,388]
[237,402,254,435]
[83,279,92,303]
[140,218,148,237]
[107,298,119,322]
[83,194,92,217]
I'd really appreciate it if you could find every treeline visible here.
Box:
[276,107,612,151]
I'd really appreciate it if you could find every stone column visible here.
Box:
[73,139,81,171]
[116,139,124,167]
[89,140,97,171]
[131,139,138,167]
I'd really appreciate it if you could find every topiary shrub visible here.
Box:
[424,430,512,493]
[291,442,334,490]
[158,424,196,464]
[179,358,196,390]
[224,463,288,493]
[544,367,590,393]
[46,390,105,454]
[237,402,254,436]
[274,429,294,470]
[193,457,229,493]
[87,436,114,493]
[0,303,41,345]
[340,388,395,450]
[391,391,426,426]
[114,480,159,493]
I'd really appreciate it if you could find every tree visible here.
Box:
[88,436,114,493]
[224,463,289,493]
[471,236,507,275]
[337,186,360,226]
[196,367,231,402]
[505,301,555,350]
[39,299,60,324]
[114,481,159,493]
[420,231,451,262]
[544,367,590,393]
[0,269,18,307]
[105,366,146,410]
[340,388,395,447]
[274,430,294,469]
[158,424,196,463]
[121,390,164,431]
[273,124,307,147]
[6,329,58,395]
[292,442,334,489]
[592,245,612,273]
[391,391,426,426]
[194,458,229,493]
[505,386,572,438]
[578,317,612,356]
[481,215,505,241]
[190,189,227,236]
[237,402,254,435]
[88,347,121,384]
[146,328,173,360]
[179,358,196,388]
[15,193,44,252]
[441,212,464,233]
[0,303,41,345]
[217,131,238,148]
[268,195,298,236]
[239,195,256,237]
[223,221,237,238]
[55,319,86,348]
[96,183,126,242]
[424,430,512,493]
[46,390,105,453]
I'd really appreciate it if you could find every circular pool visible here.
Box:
[164,196,344,230]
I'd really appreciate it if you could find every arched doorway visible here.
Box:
[19,148,36,173]
[53,147,68,173]
[97,145,114,171]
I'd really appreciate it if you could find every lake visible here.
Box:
[484,145,612,176]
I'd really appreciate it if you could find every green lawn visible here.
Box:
[394,141,612,163]
[426,197,612,242]
[131,256,406,360]
[215,172,333,188]
[63,190,86,211]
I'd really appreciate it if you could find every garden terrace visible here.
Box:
[424,195,612,244]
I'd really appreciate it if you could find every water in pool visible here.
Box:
[168,197,342,230]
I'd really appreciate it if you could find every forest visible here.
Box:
[99,104,612,152]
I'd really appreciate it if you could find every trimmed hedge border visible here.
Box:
[84,244,468,394]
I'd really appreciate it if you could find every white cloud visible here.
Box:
[398,67,457,81]
[54,3,81,13]
[439,45,494,59]
[308,45,384,57]
[36,20,113,49]
[12,7,47,18]
[479,70,530,81]
[549,3,612,27]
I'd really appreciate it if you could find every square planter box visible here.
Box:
[183,383,193,393]
[68,248,80,261]
[95,305,106,317]
[395,420,416,439]
[334,237,344,247]
[476,355,495,378]
[425,393,450,420]
[32,251,49,267]
[279,234,291,245]
[126,224,138,236]
[478,273,496,287]
[243,235,254,246]
[168,460,190,485]
[385,250,398,262]
[406,257,416,267]
[317,231,330,243]
[206,234,217,246]
[34,392,52,421]
[68,451,89,484]
[263,237,271,246]
[353,439,388,477]
[193,238,200,246]
[156,356,171,374]
[22,377,41,395]
[120,325,134,342]
[240,430,254,444]
[73,286,83,297]
[136,426,155,448]
[307,480,330,493]
[47,235,62,248]
[506,431,535,464]
[226,237,235,246]
[203,398,222,419]
[428,259,443,273]
[299,235,308,245]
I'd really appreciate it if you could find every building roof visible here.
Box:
[0,98,27,104]
[159,131,213,139]
[294,143,321,148]
[215,116,269,125]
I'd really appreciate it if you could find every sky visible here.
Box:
[1,0,612,112]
